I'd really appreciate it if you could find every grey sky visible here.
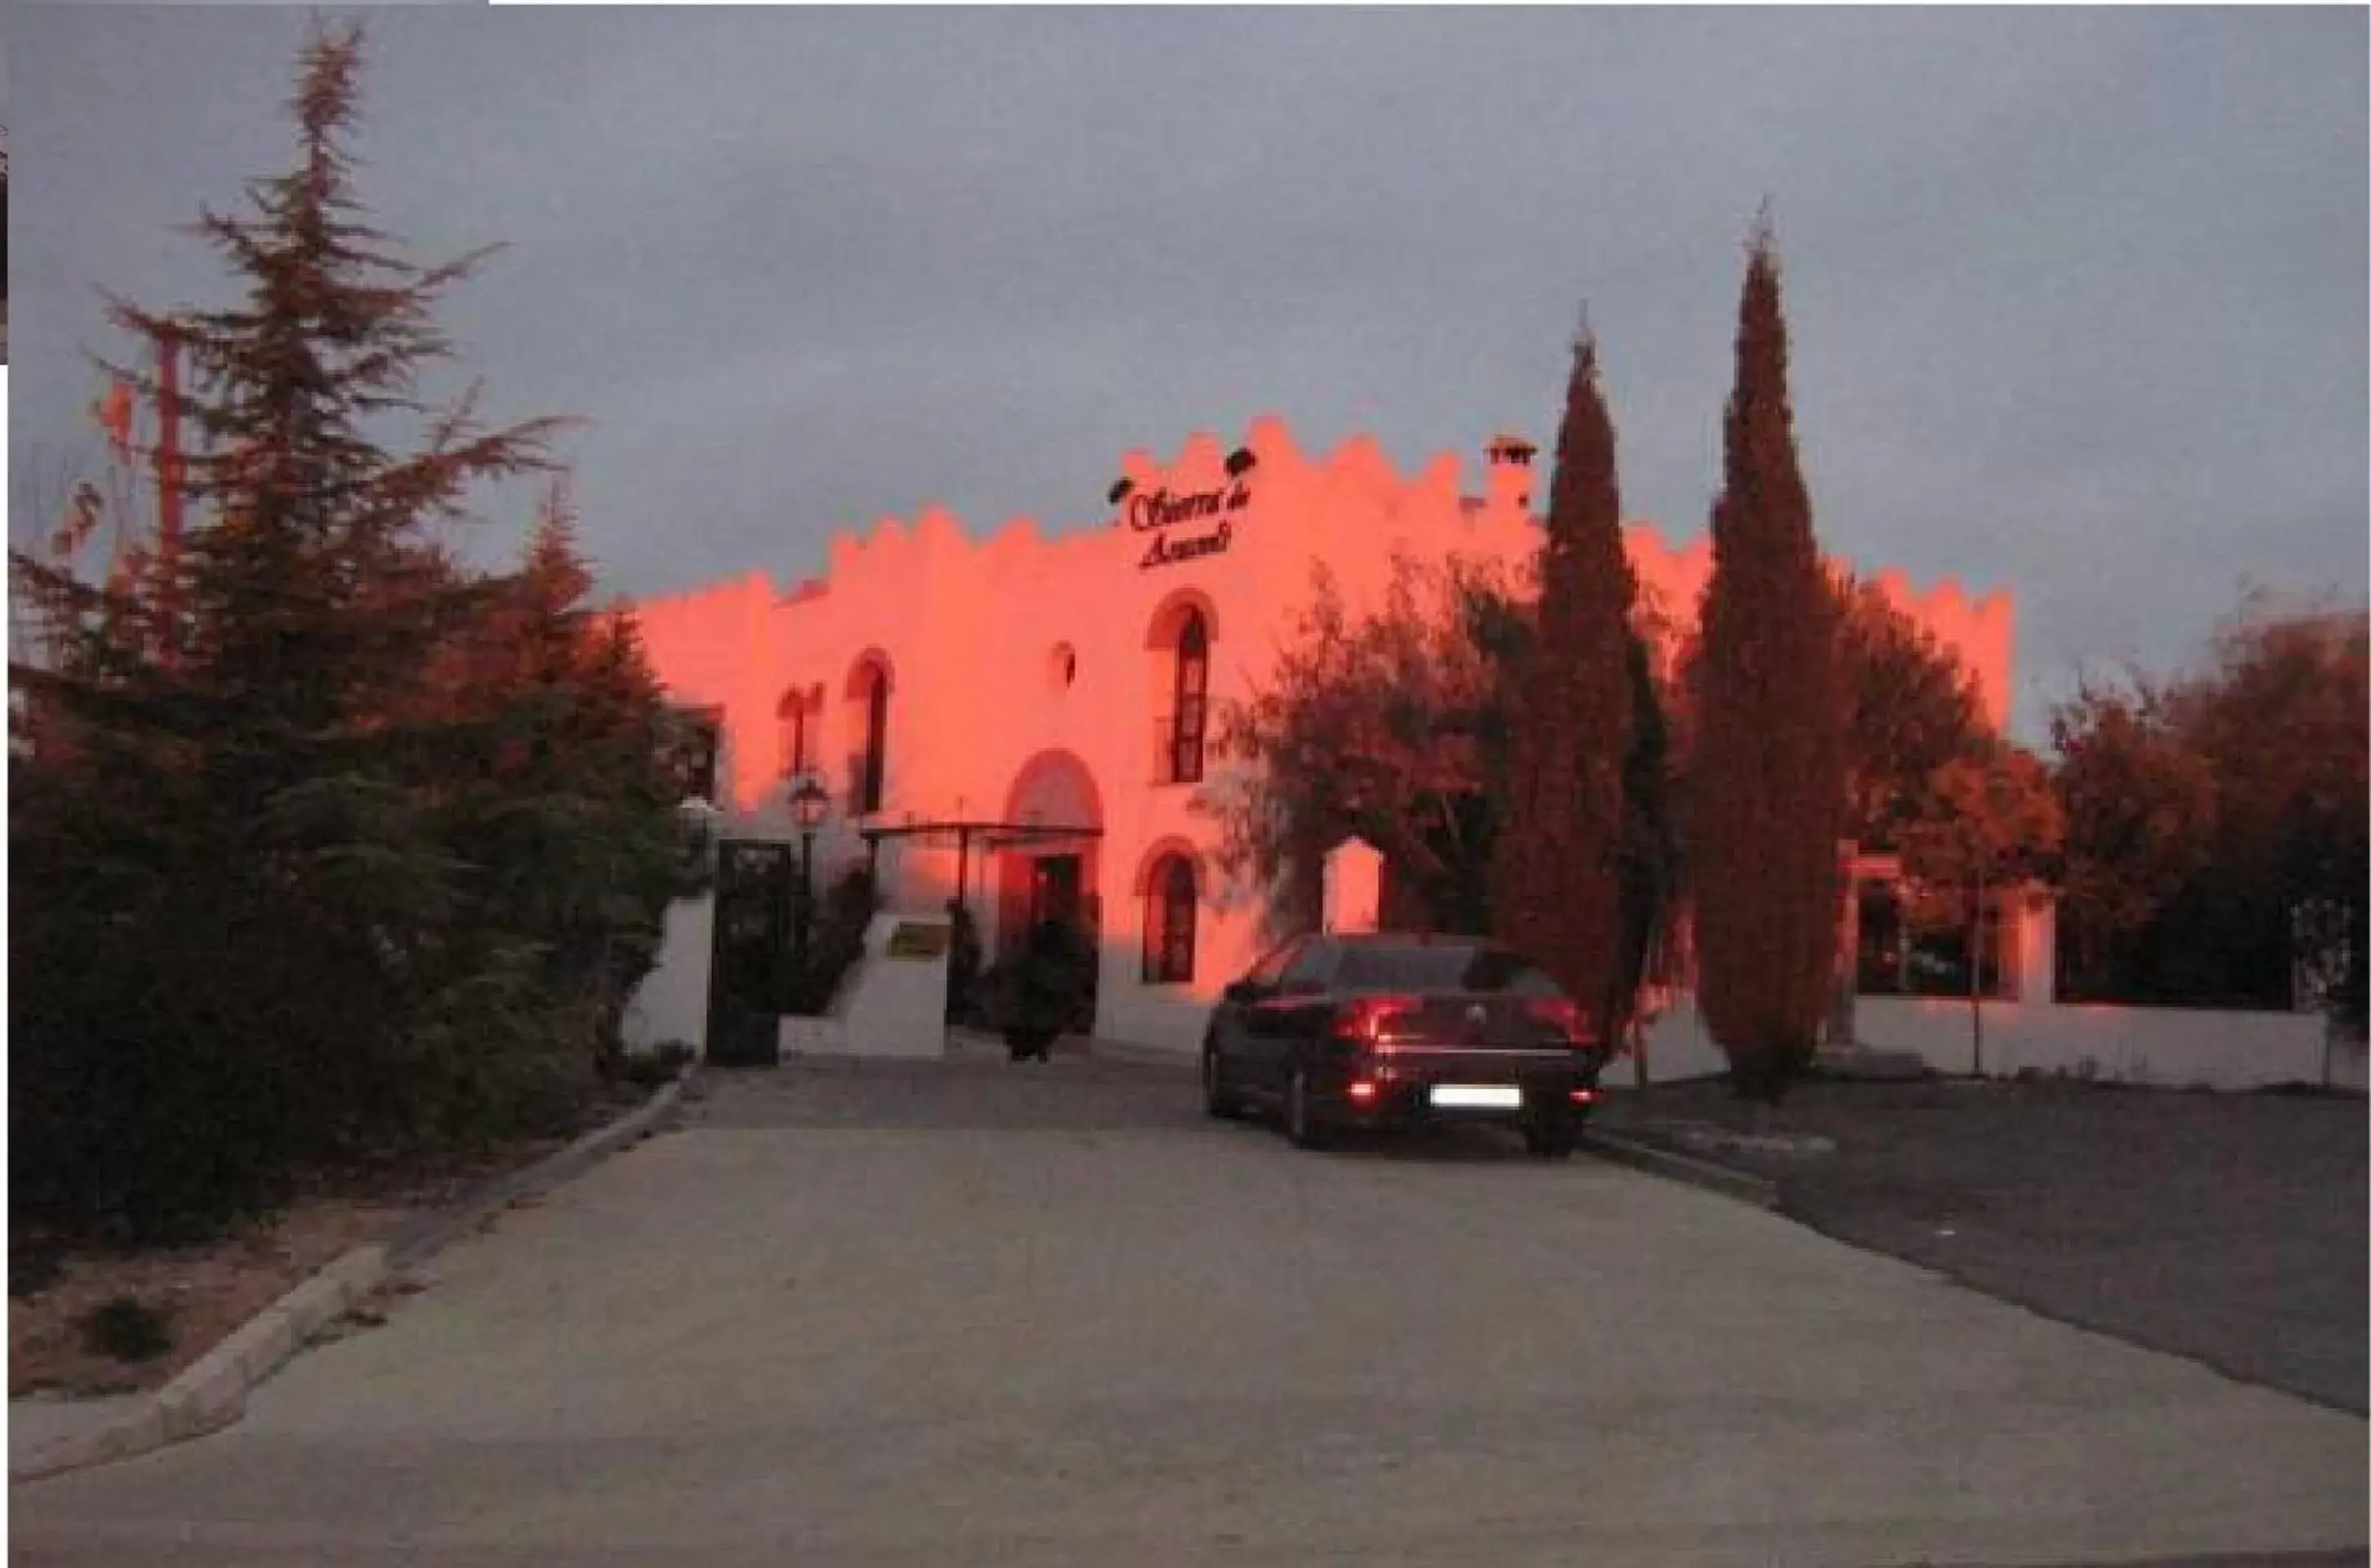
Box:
[12,7,2366,740]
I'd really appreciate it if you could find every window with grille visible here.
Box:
[777,691,810,780]
[1166,611,1208,784]
[859,672,888,813]
[1144,855,1198,984]
[672,706,723,803]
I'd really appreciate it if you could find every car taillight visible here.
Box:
[1332,994,1420,1045]
[1525,996,1587,1044]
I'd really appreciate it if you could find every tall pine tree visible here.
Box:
[7,21,621,1243]
[1491,327,1640,1040]
[415,478,687,1089]
[1688,220,1847,1102]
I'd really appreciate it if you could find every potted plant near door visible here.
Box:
[991,917,1096,1062]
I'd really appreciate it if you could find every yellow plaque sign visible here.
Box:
[887,922,951,961]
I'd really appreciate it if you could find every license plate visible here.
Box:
[1428,1084,1522,1110]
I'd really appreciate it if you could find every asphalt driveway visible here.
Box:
[12,1046,2365,1567]
[1594,1076,2370,1415]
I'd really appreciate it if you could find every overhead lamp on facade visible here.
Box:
[1107,478,1134,506]
[788,774,832,965]
[1224,446,1258,479]
[789,774,832,835]
[676,794,723,881]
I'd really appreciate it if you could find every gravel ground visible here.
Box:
[1593,1075,2369,1414]
[10,1078,657,1400]
[10,1201,409,1401]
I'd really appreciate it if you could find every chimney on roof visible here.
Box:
[1485,433,1537,520]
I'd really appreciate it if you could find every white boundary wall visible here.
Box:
[620,893,714,1058]
[1100,987,1209,1055]
[1599,992,2366,1093]
[1599,999,1730,1089]
[1857,996,2367,1091]
[623,882,2366,1093]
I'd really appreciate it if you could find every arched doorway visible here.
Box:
[996,750,1106,1028]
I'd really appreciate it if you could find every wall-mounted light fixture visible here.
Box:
[788,775,831,967]
[1107,478,1134,506]
[1224,447,1258,479]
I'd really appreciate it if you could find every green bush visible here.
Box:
[11,1237,65,1300]
[944,901,987,1027]
[82,1296,174,1363]
[988,917,1097,1053]
[779,867,880,1016]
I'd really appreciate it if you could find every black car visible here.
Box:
[1200,932,1608,1157]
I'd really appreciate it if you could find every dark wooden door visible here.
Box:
[1021,856,1098,1033]
[1029,855,1083,931]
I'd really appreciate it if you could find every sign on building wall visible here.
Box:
[887,921,952,961]
[1127,481,1250,571]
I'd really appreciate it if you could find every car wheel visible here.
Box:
[1285,1067,1330,1151]
[1203,1042,1243,1120]
[1522,1117,1577,1159]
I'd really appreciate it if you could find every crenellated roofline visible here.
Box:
[625,416,2007,633]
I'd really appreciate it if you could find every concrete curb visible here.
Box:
[11,1075,689,1486]
[382,1074,688,1271]
[1583,1127,1781,1210]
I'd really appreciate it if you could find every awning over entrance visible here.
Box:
[858,819,1105,915]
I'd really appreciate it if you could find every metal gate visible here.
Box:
[705,838,801,1067]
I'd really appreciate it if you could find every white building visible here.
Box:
[633,416,2014,1054]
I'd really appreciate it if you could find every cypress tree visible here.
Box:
[1605,625,1680,1058]
[1491,326,1639,1034]
[1689,219,1847,1102]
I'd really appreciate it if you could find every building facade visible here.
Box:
[632,416,2015,1053]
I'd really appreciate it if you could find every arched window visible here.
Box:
[776,689,809,780]
[859,665,890,814]
[673,705,723,805]
[1168,610,1208,784]
[1144,855,1198,984]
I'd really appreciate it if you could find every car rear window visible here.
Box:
[1333,944,1565,996]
